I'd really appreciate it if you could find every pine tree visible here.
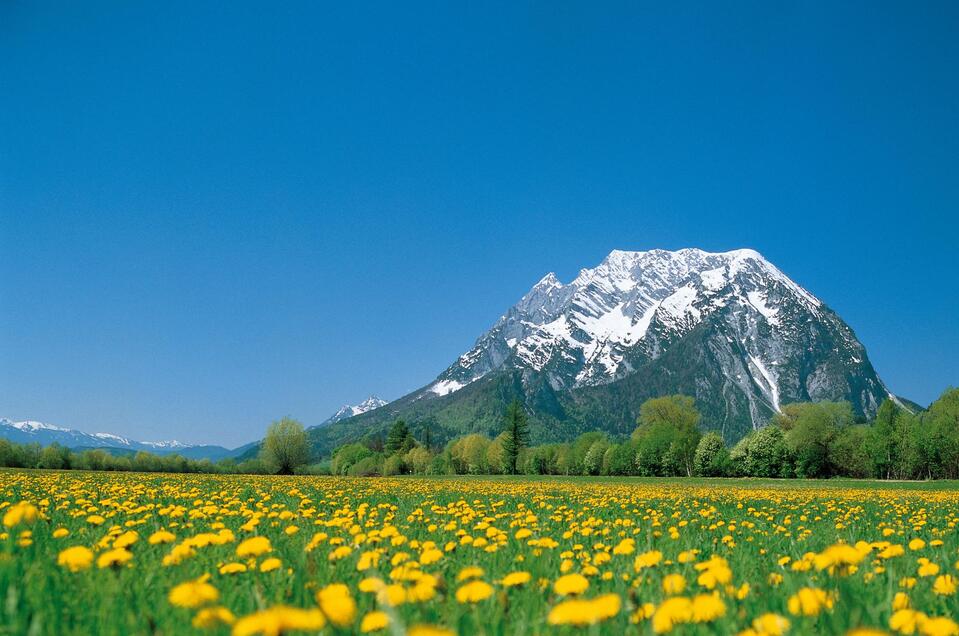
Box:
[502,399,530,474]
[385,420,411,456]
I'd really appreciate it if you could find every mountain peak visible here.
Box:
[317,395,389,428]
[417,247,884,437]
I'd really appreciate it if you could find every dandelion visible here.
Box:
[634,550,663,572]
[231,606,325,636]
[662,573,686,595]
[407,626,455,636]
[169,577,220,609]
[787,587,832,616]
[316,584,357,627]
[749,613,791,636]
[455,580,494,603]
[360,611,389,633]
[652,596,693,633]
[97,548,133,569]
[554,573,590,595]
[889,609,927,634]
[691,593,726,623]
[547,594,621,626]
[235,536,271,558]
[193,606,235,629]
[456,566,485,582]
[933,575,957,596]
[501,571,531,587]
[57,546,94,572]
[148,530,176,545]
[2,502,39,528]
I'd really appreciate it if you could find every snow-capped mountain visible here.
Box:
[424,248,888,435]
[315,396,388,428]
[0,418,232,458]
[309,248,893,451]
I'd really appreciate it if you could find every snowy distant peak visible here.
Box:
[2,419,70,433]
[0,418,206,453]
[353,395,388,414]
[319,395,388,427]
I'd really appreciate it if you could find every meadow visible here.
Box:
[1,470,957,635]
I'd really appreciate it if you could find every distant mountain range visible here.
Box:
[2,396,391,462]
[0,418,237,460]
[307,248,901,456]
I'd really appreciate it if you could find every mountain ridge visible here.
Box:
[0,418,237,460]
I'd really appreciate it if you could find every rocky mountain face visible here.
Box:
[309,249,893,454]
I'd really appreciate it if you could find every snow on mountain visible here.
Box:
[422,248,888,432]
[315,396,389,427]
[0,418,218,456]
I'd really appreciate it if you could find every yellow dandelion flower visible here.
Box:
[360,611,389,633]
[455,580,494,603]
[231,606,325,636]
[501,571,532,587]
[169,577,220,609]
[933,575,957,596]
[148,530,176,545]
[96,548,133,569]
[554,573,590,596]
[219,562,247,575]
[2,502,39,528]
[788,587,832,616]
[317,583,357,627]
[456,566,485,582]
[193,606,235,629]
[235,536,271,558]
[57,546,94,572]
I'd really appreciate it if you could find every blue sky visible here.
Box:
[1,2,956,446]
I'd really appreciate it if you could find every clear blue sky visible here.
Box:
[1,2,956,446]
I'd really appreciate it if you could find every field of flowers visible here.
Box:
[1,471,957,636]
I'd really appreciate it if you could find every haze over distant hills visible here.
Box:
[0,396,391,461]
[0,418,237,461]
[307,248,898,456]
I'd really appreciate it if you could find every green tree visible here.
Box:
[830,425,874,478]
[38,444,67,469]
[925,388,959,478]
[385,420,414,456]
[501,400,530,474]
[693,432,729,477]
[731,426,790,477]
[778,401,853,478]
[331,443,373,475]
[260,417,310,475]
[583,437,610,476]
[869,399,900,479]
[636,395,702,476]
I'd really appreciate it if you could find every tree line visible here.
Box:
[0,417,317,475]
[2,389,956,479]
[328,388,959,480]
